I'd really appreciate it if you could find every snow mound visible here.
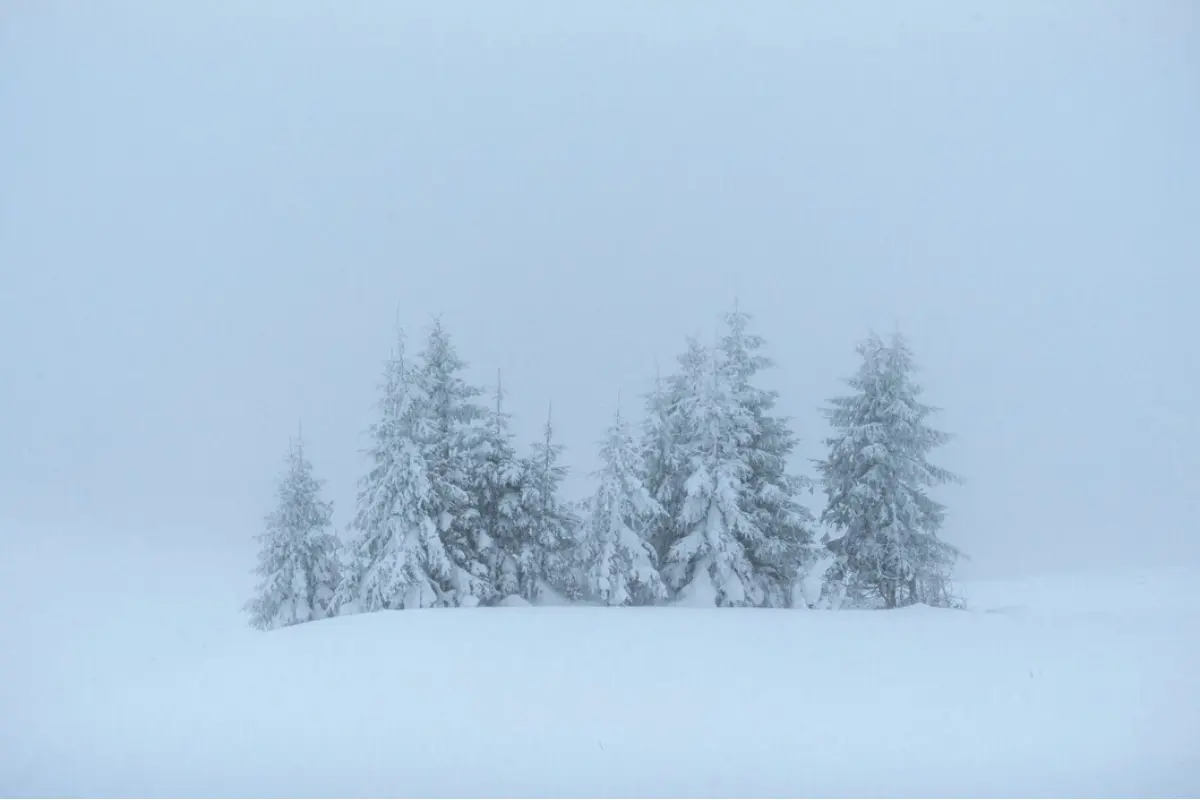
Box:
[8,593,1200,798]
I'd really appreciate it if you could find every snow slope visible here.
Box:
[1,529,1198,797]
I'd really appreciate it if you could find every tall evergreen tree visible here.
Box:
[650,315,812,607]
[519,408,582,602]
[817,331,962,609]
[333,331,455,612]
[642,340,711,568]
[641,365,685,564]
[718,306,816,606]
[246,431,340,629]
[659,338,768,606]
[412,320,493,605]
[472,371,527,600]
[582,407,667,606]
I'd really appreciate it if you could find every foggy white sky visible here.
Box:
[2,1,1197,578]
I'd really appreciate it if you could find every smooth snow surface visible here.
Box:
[1,533,1198,797]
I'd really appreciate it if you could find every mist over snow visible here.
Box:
[2,0,1197,579]
[1,1,1198,796]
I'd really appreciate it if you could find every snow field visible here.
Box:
[1,528,1196,797]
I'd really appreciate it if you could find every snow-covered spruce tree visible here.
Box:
[246,432,340,630]
[560,495,593,598]
[412,320,494,606]
[817,331,962,609]
[332,330,456,612]
[656,337,770,606]
[641,365,686,566]
[471,372,528,601]
[718,307,816,606]
[581,407,667,606]
[641,339,717,572]
[518,409,583,602]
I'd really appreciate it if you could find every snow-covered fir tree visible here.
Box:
[246,432,340,630]
[718,306,816,606]
[641,365,685,565]
[650,312,813,608]
[518,409,582,602]
[642,340,714,569]
[581,406,666,606]
[412,320,494,606]
[332,330,456,612]
[471,372,528,601]
[657,337,769,606]
[817,330,962,609]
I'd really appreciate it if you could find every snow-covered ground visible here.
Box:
[1,527,1197,797]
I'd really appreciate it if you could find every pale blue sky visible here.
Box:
[2,1,1197,577]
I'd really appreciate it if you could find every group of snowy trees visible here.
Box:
[247,309,962,630]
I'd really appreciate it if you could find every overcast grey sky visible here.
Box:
[2,1,1197,579]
